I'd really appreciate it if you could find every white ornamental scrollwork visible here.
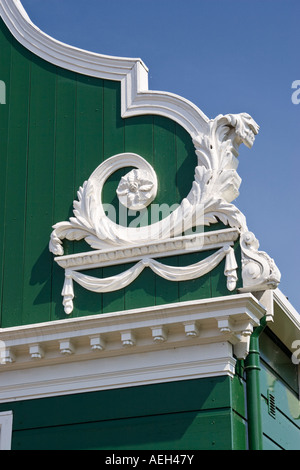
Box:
[49,112,258,254]
[49,111,281,309]
[49,153,159,254]
[240,231,281,291]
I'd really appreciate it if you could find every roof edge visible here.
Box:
[0,0,210,136]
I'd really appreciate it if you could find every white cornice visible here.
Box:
[0,343,237,403]
[0,294,266,402]
[273,289,300,326]
[269,289,300,353]
[0,292,265,343]
[0,0,209,137]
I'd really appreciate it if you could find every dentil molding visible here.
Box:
[0,294,266,402]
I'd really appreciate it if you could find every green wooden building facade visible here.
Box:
[0,0,299,451]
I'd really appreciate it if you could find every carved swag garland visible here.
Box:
[49,113,281,314]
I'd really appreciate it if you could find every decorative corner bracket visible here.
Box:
[240,231,281,292]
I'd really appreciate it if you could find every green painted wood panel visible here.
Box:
[22,58,56,326]
[231,365,247,418]
[11,410,234,450]
[230,335,300,450]
[261,396,300,450]
[260,363,300,449]
[0,376,243,450]
[263,435,283,450]
[51,68,77,321]
[76,75,104,188]
[1,41,31,327]
[260,329,299,395]
[0,18,241,328]
[259,330,300,444]
[231,363,247,450]
[1,377,230,430]
[232,412,247,450]
[0,20,12,326]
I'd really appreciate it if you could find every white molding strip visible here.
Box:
[0,411,13,450]
[0,0,209,138]
[269,289,300,353]
[55,228,239,271]
[273,289,300,328]
[0,294,266,403]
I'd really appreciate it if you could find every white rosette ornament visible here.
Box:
[116,168,156,211]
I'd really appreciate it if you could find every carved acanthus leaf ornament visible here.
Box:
[50,112,256,253]
[49,111,281,307]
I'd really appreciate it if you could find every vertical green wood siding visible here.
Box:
[0,21,11,328]
[0,19,241,328]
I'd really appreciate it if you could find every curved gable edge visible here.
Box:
[0,0,209,137]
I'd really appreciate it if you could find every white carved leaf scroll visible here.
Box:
[49,111,281,307]
[49,113,259,254]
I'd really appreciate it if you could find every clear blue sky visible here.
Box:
[21,0,300,311]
